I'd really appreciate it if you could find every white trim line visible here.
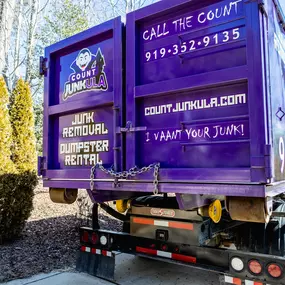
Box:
[154,220,169,227]
[225,276,234,283]
[157,251,172,258]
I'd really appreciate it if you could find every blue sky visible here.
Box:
[279,0,285,14]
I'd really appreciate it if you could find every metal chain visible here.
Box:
[90,166,95,191]
[90,163,160,194]
[153,163,160,195]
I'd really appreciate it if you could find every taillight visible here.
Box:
[100,235,108,246]
[248,260,262,275]
[267,263,282,278]
[91,232,98,244]
[82,231,89,242]
[230,257,244,272]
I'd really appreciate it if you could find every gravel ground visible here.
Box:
[0,182,122,283]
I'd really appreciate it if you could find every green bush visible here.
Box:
[0,79,38,244]
[10,79,37,173]
[0,171,38,243]
[0,77,14,174]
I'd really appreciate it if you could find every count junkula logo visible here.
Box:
[62,48,108,101]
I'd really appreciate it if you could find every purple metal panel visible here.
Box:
[266,0,285,184]
[134,66,248,98]
[43,18,123,187]
[245,1,267,183]
[48,92,114,115]
[46,167,251,182]
[44,179,266,197]
[45,167,251,181]
[89,190,150,203]
[126,0,267,191]
[57,109,113,169]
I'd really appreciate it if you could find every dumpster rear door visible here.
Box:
[126,0,268,187]
[42,18,123,188]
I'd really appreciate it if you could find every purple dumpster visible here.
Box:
[41,1,285,284]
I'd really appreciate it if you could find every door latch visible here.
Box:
[117,121,147,133]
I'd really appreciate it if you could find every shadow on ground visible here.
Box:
[0,216,81,283]
[0,212,123,283]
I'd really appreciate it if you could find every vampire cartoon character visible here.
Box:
[70,48,96,73]
[70,48,107,84]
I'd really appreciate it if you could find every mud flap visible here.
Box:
[76,248,115,281]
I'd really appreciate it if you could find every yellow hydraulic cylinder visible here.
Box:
[208,200,222,223]
[116,199,131,213]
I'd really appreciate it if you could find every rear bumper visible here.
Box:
[78,227,285,285]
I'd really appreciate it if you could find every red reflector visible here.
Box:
[91,233,98,244]
[81,246,86,252]
[161,244,168,251]
[172,253,196,264]
[169,221,193,230]
[233,278,241,285]
[248,260,262,275]
[102,250,107,256]
[136,246,157,256]
[82,231,89,242]
[267,263,282,278]
[174,246,179,253]
[133,217,153,225]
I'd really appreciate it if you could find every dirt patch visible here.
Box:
[0,182,122,283]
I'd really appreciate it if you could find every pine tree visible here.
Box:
[10,79,37,172]
[0,77,14,174]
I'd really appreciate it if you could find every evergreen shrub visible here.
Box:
[10,79,37,172]
[0,171,38,243]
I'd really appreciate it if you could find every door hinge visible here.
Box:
[39,56,48,76]
[117,121,147,133]
[258,1,268,17]
[264,144,273,181]
[38,156,46,176]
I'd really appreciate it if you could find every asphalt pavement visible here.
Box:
[4,253,221,285]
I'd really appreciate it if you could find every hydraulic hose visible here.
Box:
[99,203,129,222]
